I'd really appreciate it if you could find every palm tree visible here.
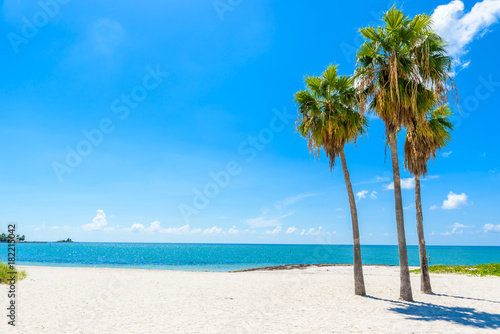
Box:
[355,6,455,301]
[405,105,453,293]
[295,64,368,296]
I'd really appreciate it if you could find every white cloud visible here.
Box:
[263,225,282,235]
[441,222,473,235]
[356,190,368,200]
[384,177,415,190]
[285,226,297,234]
[161,224,201,234]
[82,209,108,231]
[483,223,500,232]
[299,227,327,236]
[275,193,318,210]
[227,225,240,234]
[124,221,199,234]
[430,205,438,210]
[203,226,223,235]
[126,223,144,232]
[127,222,201,234]
[244,212,294,228]
[145,221,162,233]
[431,0,500,68]
[369,191,378,199]
[441,151,453,158]
[442,191,469,210]
[404,204,414,210]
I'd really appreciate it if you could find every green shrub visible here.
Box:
[410,263,500,277]
[0,261,27,284]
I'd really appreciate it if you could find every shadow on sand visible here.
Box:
[432,293,500,305]
[365,296,500,330]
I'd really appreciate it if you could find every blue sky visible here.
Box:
[1,0,499,245]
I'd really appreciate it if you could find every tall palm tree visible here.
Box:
[405,105,453,293]
[355,6,455,301]
[295,64,368,296]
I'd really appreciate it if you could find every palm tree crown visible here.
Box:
[295,64,367,169]
[405,105,454,177]
[355,6,456,132]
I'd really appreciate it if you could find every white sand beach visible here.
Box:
[1,265,499,333]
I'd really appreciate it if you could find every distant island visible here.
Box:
[0,232,74,243]
[57,238,74,243]
[0,233,25,242]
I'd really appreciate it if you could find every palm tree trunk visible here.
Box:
[340,149,366,296]
[415,175,432,293]
[389,130,413,301]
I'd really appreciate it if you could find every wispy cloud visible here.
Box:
[244,212,294,228]
[263,225,282,235]
[441,222,473,235]
[275,193,318,210]
[483,223,500,232]
[356,189,378,201]
[384,177,415,190]
[203,226,223,235]
[124,221,202,234]
[89,19,125,55]
[354,176,390,186]
[227,226,240,235]
[285,226,297,234]
[33,221,47,231]
[431,0,500,69]
[404,204,414,211]
[356,190,369,200]
[441,151,453,158]
[299,227,328,236]
[126,223,144,232]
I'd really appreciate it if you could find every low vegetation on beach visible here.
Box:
[410,263,500,277]
[0,261,27,284]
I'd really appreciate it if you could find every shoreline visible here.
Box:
[13,262,413,274]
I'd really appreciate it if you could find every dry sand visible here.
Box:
[1,265,499,333]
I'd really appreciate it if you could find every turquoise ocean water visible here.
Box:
[1,243,499,272]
